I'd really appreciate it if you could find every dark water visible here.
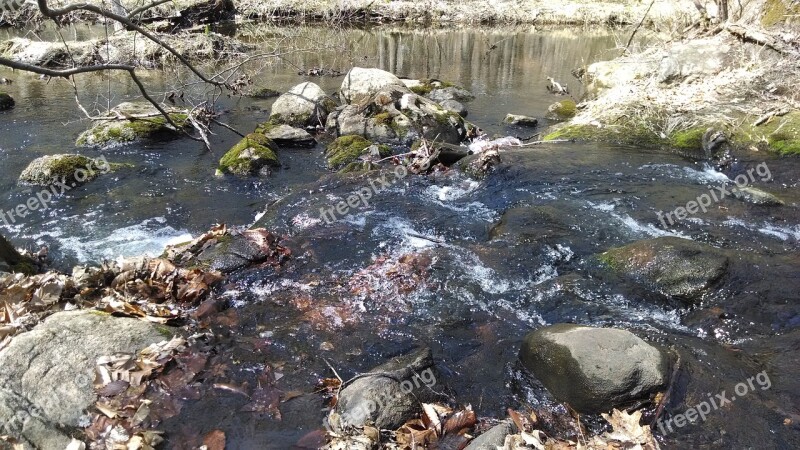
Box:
[1,25,799,449]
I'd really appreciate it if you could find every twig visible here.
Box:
[623,0,656,55]
[518,139,571,146]
[210,118,245,138]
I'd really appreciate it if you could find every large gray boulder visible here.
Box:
[599,236,729,302]
[328,348,441,432]
[519,324,668,413]
[269,81,336,128]
[0,311,172,449]
[340,67,409,104]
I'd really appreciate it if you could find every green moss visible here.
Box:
[11,261,36,275]
[249,87,281,98]
[76,112,188,148]
[669,127,706,150]
[543,121,672,150]
[326,135,373,170]
[731,111,800,156]
[373,112,393,126]
[410,84,433,96]
[218,133,280,176]
[255,120,279,135]
[410,79,458,96]
[547,100,577,120]
[762,0,800,26]
[155,324,176,337]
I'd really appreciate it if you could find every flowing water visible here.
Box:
[1,25,799,449]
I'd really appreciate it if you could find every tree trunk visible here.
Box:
[718,0,729,22]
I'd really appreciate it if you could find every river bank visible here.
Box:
[1,4,799,450]
[3,0,701,27]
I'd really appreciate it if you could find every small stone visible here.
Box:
[0,92,14,111]
[731,186,784,206]
[440,99,468,117]
[504,114,538,127]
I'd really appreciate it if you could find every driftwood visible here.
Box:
[725,23,799,56]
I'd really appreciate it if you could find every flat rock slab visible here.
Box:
[520,324,668,413]
[0,311,171,449]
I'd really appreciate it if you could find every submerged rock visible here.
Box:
[255,121,315,147]
[169,228,286,273]
[340,67,409,104]
[425,85,475,103]
[519,324,668,413]
[328,347,442,432]
[504,114,538,127]
[217,133,280,176]
[0,311,171,449]
[0,92,14,111]
[599,236,728,302]
[248,87,281,98]
[76,102,189,149]
[731,186,784,206]
[270,81,336,127]
[325,135,390,171]
[19,154,118,186]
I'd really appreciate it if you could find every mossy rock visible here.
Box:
[340,161,381,173]
[547,100,577,120]
[599,237,728,302]
[409,79,458,96]
[668,126,706,150]
[0,92,14,111]
[731,111,800,156]
[76,111,189,149]
[217,133,280,176]
[19,154,124,186]
[325,135,390,170]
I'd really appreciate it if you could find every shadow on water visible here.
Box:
[1,24,799,449]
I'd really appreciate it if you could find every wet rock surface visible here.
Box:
[217,134,280,176]
[599,236,729,302]
[0,311,171,449]
[328,347,442,432]
[18,154,114,186]
[0,92,13,111]
[255,122,315,147]
[732,186,784,205]
[519,324,668,413]
[504,113,538,126]
[75,102,189,149]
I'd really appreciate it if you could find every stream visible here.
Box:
[1,25,799,449]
